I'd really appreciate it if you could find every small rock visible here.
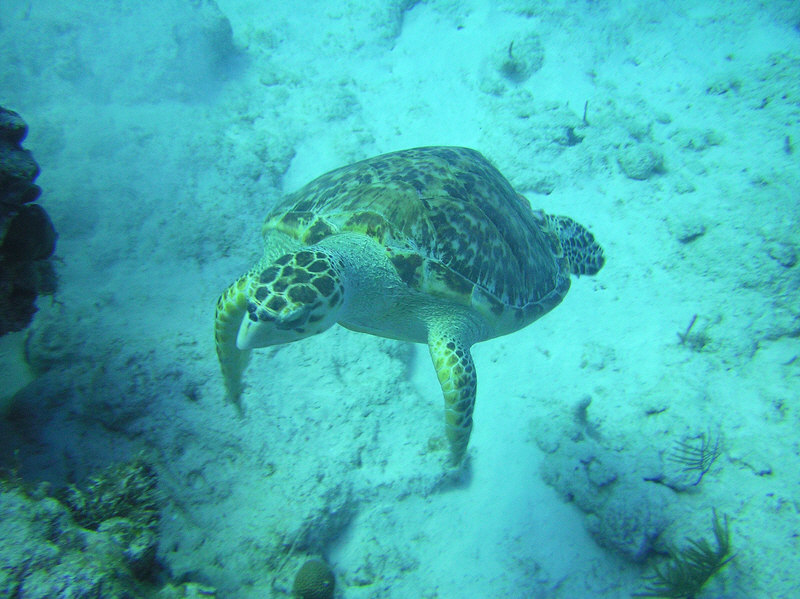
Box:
[479,32,545,94]
[587,459,618,488]
[767,242,797,268]
[676,221,707,244]
[497,33,545,84]
[292,558,335,599]
[617,143,664,180]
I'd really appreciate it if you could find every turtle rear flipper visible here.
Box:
[428,326,477,466]
[547,214,605,276]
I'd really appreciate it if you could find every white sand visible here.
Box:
[1,0,798,597]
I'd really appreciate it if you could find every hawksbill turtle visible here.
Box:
[215,146,604,464]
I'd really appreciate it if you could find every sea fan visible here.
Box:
[668,432,721,486]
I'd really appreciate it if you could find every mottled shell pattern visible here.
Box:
[261,146,569,325]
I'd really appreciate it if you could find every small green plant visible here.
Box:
[634,510,734,598]
[668,432,722,486]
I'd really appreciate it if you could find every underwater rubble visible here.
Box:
[0,456,216,598]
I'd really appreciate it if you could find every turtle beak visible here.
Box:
[236,307,323,348]
[236,317,267,350]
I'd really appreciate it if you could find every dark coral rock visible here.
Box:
[0,108,29,145]
[0,106,58,336]
[2,204,56,260]
[0,108,40,205]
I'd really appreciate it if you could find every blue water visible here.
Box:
[1,1,798,597]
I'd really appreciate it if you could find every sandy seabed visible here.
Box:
[1,1,799,597]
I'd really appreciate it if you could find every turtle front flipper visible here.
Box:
[215,273,253,409]
[216,248,347,408]
[428,330,477,465]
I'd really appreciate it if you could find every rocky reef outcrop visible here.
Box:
[0,457,216,598]
[0,106,57,336]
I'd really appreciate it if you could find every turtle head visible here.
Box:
[236,249,345,349]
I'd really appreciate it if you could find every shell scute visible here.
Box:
[389,251,424,288]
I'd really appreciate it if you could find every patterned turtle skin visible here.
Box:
[215,146,604,465]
